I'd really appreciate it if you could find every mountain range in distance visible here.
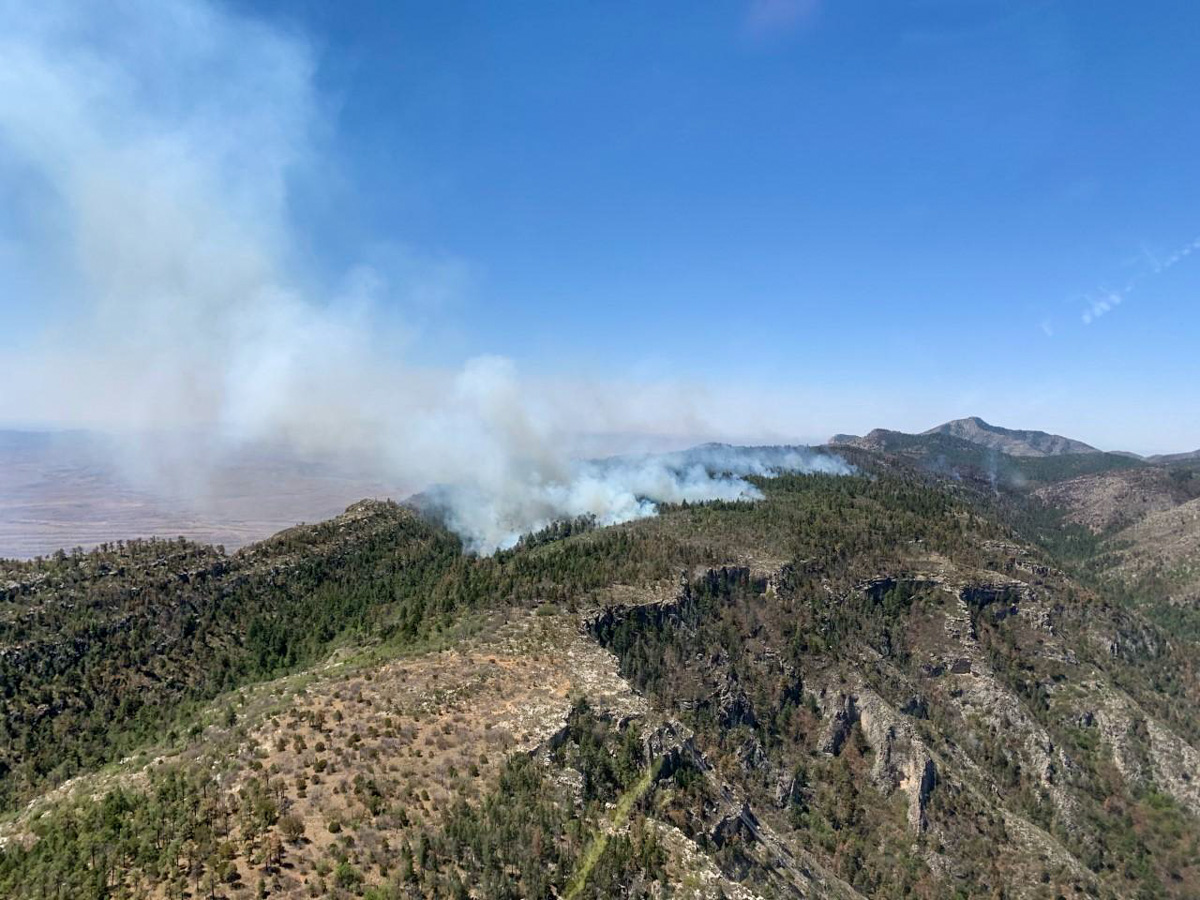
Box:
[832,415,1200,463]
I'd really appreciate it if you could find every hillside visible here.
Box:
[923,417,1099,457]
[1033,466,1200,533]
[828,427,1141,491]
[3,448,1200,898]
[1149,449,1200,465]
[1108,496,1200,606]
[0,500,463,811]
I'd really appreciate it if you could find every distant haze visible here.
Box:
[0,429,417,558]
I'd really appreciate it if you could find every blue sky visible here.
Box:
[1,0,1199,453]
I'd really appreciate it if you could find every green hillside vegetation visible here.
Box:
[3,469,1001,811]
[850,429,1147,489]
[3,445,1200,898]
[1013,452,1147,485]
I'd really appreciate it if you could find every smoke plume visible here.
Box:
[0,0,851,554]
[422,444,852,553]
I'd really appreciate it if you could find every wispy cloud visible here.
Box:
[1076,233,1200,325]
[1081,289,1121,325]
[1157,235,1200,273]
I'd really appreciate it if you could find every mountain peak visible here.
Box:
[923,417,1097,457]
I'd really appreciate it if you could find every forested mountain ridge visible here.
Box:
[922,417,1099,457]
[833,416,1101,459]
[0,500,464,810]
[3,443,1200,899]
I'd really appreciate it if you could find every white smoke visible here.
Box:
[0,0,853,554]
[423,444,854,553]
